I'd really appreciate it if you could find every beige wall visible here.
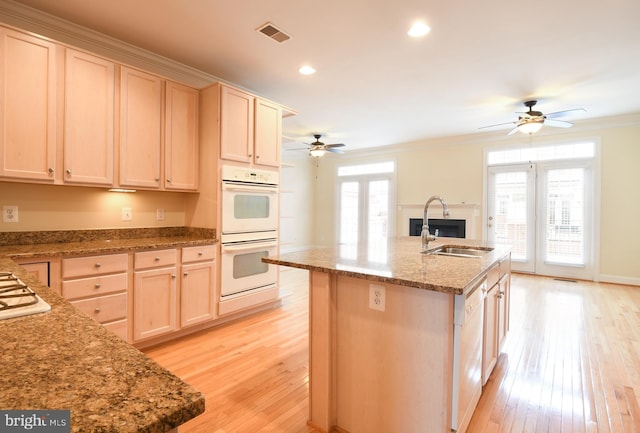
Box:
[0,182,188,231]
[306,121,640,284]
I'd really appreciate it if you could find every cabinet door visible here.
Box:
[220,85,254,163]
[64,49,114,185]
[482,283,499,385]
[165,81,198,190]
[498,273,510,349]
[254,98,281,167]
[119,67,162,188]
[181,261,216,327]
[0,29,57,181]
[133,267,177,341]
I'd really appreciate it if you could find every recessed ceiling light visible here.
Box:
[408,21,431,38]
[299,65,316,75]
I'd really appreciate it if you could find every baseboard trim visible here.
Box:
[598,274,640,287]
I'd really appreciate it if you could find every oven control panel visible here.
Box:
[221,165,279,185]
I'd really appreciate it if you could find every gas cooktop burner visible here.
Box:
[0,272,51,320]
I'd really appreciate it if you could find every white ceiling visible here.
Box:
[8,0,640,151]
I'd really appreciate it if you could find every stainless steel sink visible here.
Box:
[428,246,493,258]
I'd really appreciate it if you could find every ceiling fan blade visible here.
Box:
[326,147,345,154]
[544,119,574,128]
[285,147,310,151]
[545,108,586,119]
[478,121,517,130]
[507,126,520,135]
[325,143,345,149]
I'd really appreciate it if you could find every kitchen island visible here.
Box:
[264,237,511,433]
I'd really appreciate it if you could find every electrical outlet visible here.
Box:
[121,208,132,221]
[369,284,386,312]
[2,205,19,223]
[156,208,165,221]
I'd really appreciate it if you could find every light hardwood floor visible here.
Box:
[143,269,640,433]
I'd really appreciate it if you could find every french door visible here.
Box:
[487,161,594,279]
[338,175,392,260]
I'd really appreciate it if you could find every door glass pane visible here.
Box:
[368,180,389,262]
[340,181,359,244]
[492,171,528,260]
[544,168,585,265]
[233,251,269,279]
[234,195,269,219]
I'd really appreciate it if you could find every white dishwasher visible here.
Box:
[451,278,485,433]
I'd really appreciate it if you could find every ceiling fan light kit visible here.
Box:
[309,147,326,157]
[517,119,544,135]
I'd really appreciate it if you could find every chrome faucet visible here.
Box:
[421,195,451,252]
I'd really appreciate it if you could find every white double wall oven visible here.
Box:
[220,165,279,304]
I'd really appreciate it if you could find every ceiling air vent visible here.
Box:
[257,22,291,43]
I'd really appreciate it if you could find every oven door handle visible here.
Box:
[222,241,278,252]
[222,183,278,193]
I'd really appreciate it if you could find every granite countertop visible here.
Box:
[0,226,217,259]
[264,237,511,296]
[0,228,213,432]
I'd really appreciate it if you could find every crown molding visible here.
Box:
[0,0,218,88]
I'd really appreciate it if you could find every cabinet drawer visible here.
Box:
[135,249,177,270]
[70,292,127,324]
[499,255,511,276]
[63,253,128,279]
[182,245,216,263]
[486,265,499,289]
[103,319,128,341]
[62,272,128,300]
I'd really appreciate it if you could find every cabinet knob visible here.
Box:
[171,274,176,279]
[66,169,72,175]
[94,307,101,313]
[155,177,160,182]
[95,263,101,268]
[48,167,55,174]
[183,272,189,276]
[248,153,253,158]
[95,283,101,289]
[167,178,172,183]
[256,155,260,159]
[198,252,203,256]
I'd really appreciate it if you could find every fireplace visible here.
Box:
[409,218,466,238]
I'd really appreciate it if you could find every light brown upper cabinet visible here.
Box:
[119,66,163,189]
[165,81,199,191]
[218,83,282,168]
[254,98,282,167]
[63,49,115,186]
[0,28,57,182]
[219,84,254,164]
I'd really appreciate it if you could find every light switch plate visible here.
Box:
[2,205,19,223]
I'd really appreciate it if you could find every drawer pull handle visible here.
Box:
[94,307,101,313]
[183,272,189,276]
[198,252,203,256]
[95,283,101,289]
[155,257,161,261]
[95,263,101,268]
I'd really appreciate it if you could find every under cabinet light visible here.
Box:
[108,188,137,193]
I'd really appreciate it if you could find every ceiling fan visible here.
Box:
[480,100,586,135]
[290,134,346,157]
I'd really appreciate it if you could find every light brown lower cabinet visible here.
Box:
[133,249,178,341]
[180,245,216,327]
[61,253,129,341]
